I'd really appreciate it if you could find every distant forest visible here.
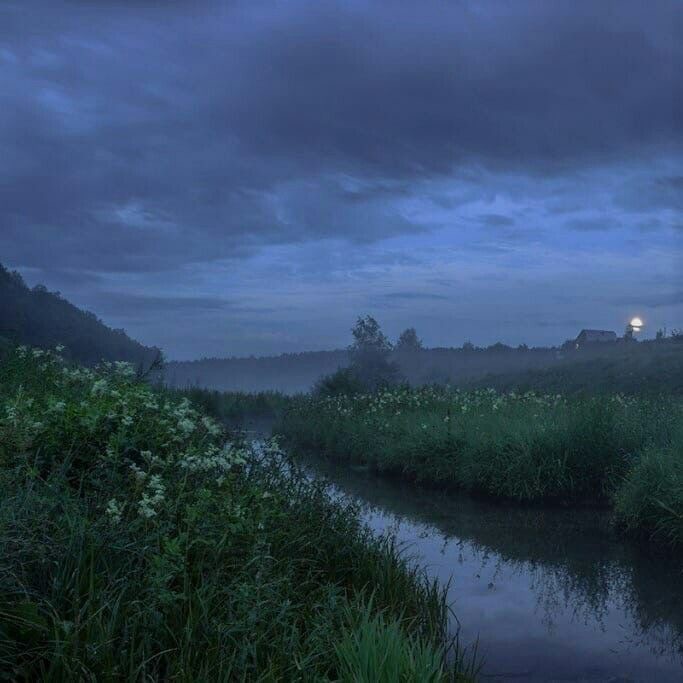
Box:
[165,338,683,395]
[0,263,159,368]
[3,262,680,395]
[165,318,683,394]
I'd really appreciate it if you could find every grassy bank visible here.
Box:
[169,386,289,423]
[0,347,474,681]
[277,388,683,551]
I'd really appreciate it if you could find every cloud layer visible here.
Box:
[1,0,681,356]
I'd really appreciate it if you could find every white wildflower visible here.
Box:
[178,418,195,434]
[138,474,165,519]
[113,361,135,377]
[129,463,147,482]
[105,498,124,525]
[91,379,108,396]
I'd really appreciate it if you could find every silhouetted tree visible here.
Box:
[395,327,423,352]
[348,315,401,391]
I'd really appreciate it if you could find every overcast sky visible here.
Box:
[2,0,681,359]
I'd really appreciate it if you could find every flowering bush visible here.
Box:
[0,346,471,680]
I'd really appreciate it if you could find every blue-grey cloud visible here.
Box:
[1,0,681,356]
[383,292,451,301]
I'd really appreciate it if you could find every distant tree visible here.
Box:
[347,315,401,391]
[656,328,666,341]
[350,315,392,355]
[487,342,512,352]
[395,327,423,352]
[462,341,475,352]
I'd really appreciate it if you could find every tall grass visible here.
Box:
[277,387,683,550]
[168,386,289,423]
[614,442,683,549]
[0,347,473,681]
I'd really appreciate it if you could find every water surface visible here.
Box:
[300,456,683,682]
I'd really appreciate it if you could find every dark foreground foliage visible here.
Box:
[0,347,475,681]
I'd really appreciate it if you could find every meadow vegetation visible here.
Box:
[277,387,683,551]
[0,346,474,681]
[169,386,290,424]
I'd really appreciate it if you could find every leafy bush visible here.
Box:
[314,367,367,397]
[0,346,471,681]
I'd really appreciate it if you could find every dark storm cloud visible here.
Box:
[612,291,683,309]
[383,292,451,301]
[1,0,681,357]
[479,214,515,227]
[616,175,683,213]
[1,0,681,274]
[93,293,234,315]
[566,217,621,232]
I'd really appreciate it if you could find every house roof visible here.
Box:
[576,329,617,340]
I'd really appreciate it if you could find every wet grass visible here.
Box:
[0,347,474,681]
[168,386,290,423]
[277,387,683,551]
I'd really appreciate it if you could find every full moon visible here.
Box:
[630,317,643,328]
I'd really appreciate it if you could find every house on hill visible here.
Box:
[575,329,617,347]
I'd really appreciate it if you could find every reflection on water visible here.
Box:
[301,457,683,683]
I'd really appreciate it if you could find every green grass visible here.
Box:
[0,346,474,681]
[277,387,683,551]
[168,386,290,423]
[614,443,683,549]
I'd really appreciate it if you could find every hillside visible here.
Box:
[0,263,160,368]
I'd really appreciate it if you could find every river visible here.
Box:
[242,421,683,682]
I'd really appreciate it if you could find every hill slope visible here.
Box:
[0,263,159,367]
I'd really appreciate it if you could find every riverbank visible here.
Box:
[277,388,683,551]
[0,347,474,681]
[299,455,683,682]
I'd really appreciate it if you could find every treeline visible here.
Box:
[464,337,683,395]
[165,350,350,393]
[0,263,160,368]
[165,347,564,395]
[167,316,683,395]
[165,321,564,393]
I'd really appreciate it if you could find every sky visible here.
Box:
[1,0,681,359]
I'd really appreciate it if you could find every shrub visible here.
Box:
[0,346,470,681]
